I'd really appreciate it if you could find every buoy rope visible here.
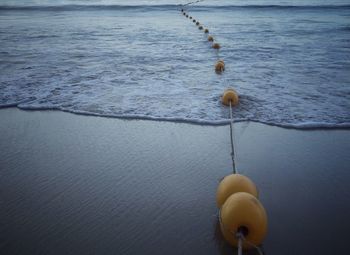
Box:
[240,237,264,255]
[237,233,243,255]
[182,0,205,7]
[229,100,237,174]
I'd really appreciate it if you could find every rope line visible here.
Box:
[229,101,237,174]
[182,0,205,7]
[237,232,243,255]
[240,237,264,255]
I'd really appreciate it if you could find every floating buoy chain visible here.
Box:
[180,5,219,55]
[181,3,268,254]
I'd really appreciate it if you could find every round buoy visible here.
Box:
[216,174,258,208]
[199,26,203,30]
[222,88,239,106]
[190,16,192,19]
[193,19,196,23]
[215,60,225,73]
[212,43,220,49]
[220,192,268,249]
[196,22,200,25]
[208,36,214,42]
[183,13,186,16]
[204,28,209,33]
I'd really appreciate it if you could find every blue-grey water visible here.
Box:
[1,0,350,128]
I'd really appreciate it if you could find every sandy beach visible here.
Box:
[1,108,350,255]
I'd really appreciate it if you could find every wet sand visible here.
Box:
[1,108,350,255]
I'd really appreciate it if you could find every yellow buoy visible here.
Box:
[216,174,258,208]
[208,36,214,42]
[215,60,225,73]
[199,26,203,30]
[212,43,220,49]
[222,88,239,106]
[204,28,209,33]
[220,192,268,249]
[196,22,200,25]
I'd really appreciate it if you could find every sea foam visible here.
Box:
[1,2,349,129]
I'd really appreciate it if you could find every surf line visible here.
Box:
[180,4,268,255]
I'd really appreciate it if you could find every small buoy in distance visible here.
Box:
[215,60,225,73]
[222,88,239,106]
[220,192,268,250]
[199,26,203,30]
[216,174,258,208]
[208,36,214,41]
[196,22,200,25]
[193,19,196,23]
[186,15,189,18]
[204,28,209,33]
[190,16,192,19]
[212,43,220,49]
[181,9,183,12]
[183,12,186,15]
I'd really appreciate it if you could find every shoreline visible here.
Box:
[1,105,350,130]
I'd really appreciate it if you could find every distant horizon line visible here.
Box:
[1,3,350,10]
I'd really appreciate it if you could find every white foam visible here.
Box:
[1,4,349,129]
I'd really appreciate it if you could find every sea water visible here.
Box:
[1,0,349,128]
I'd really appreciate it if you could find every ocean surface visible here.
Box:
[1,0,349,128]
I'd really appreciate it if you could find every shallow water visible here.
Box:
[1,0,350,128]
